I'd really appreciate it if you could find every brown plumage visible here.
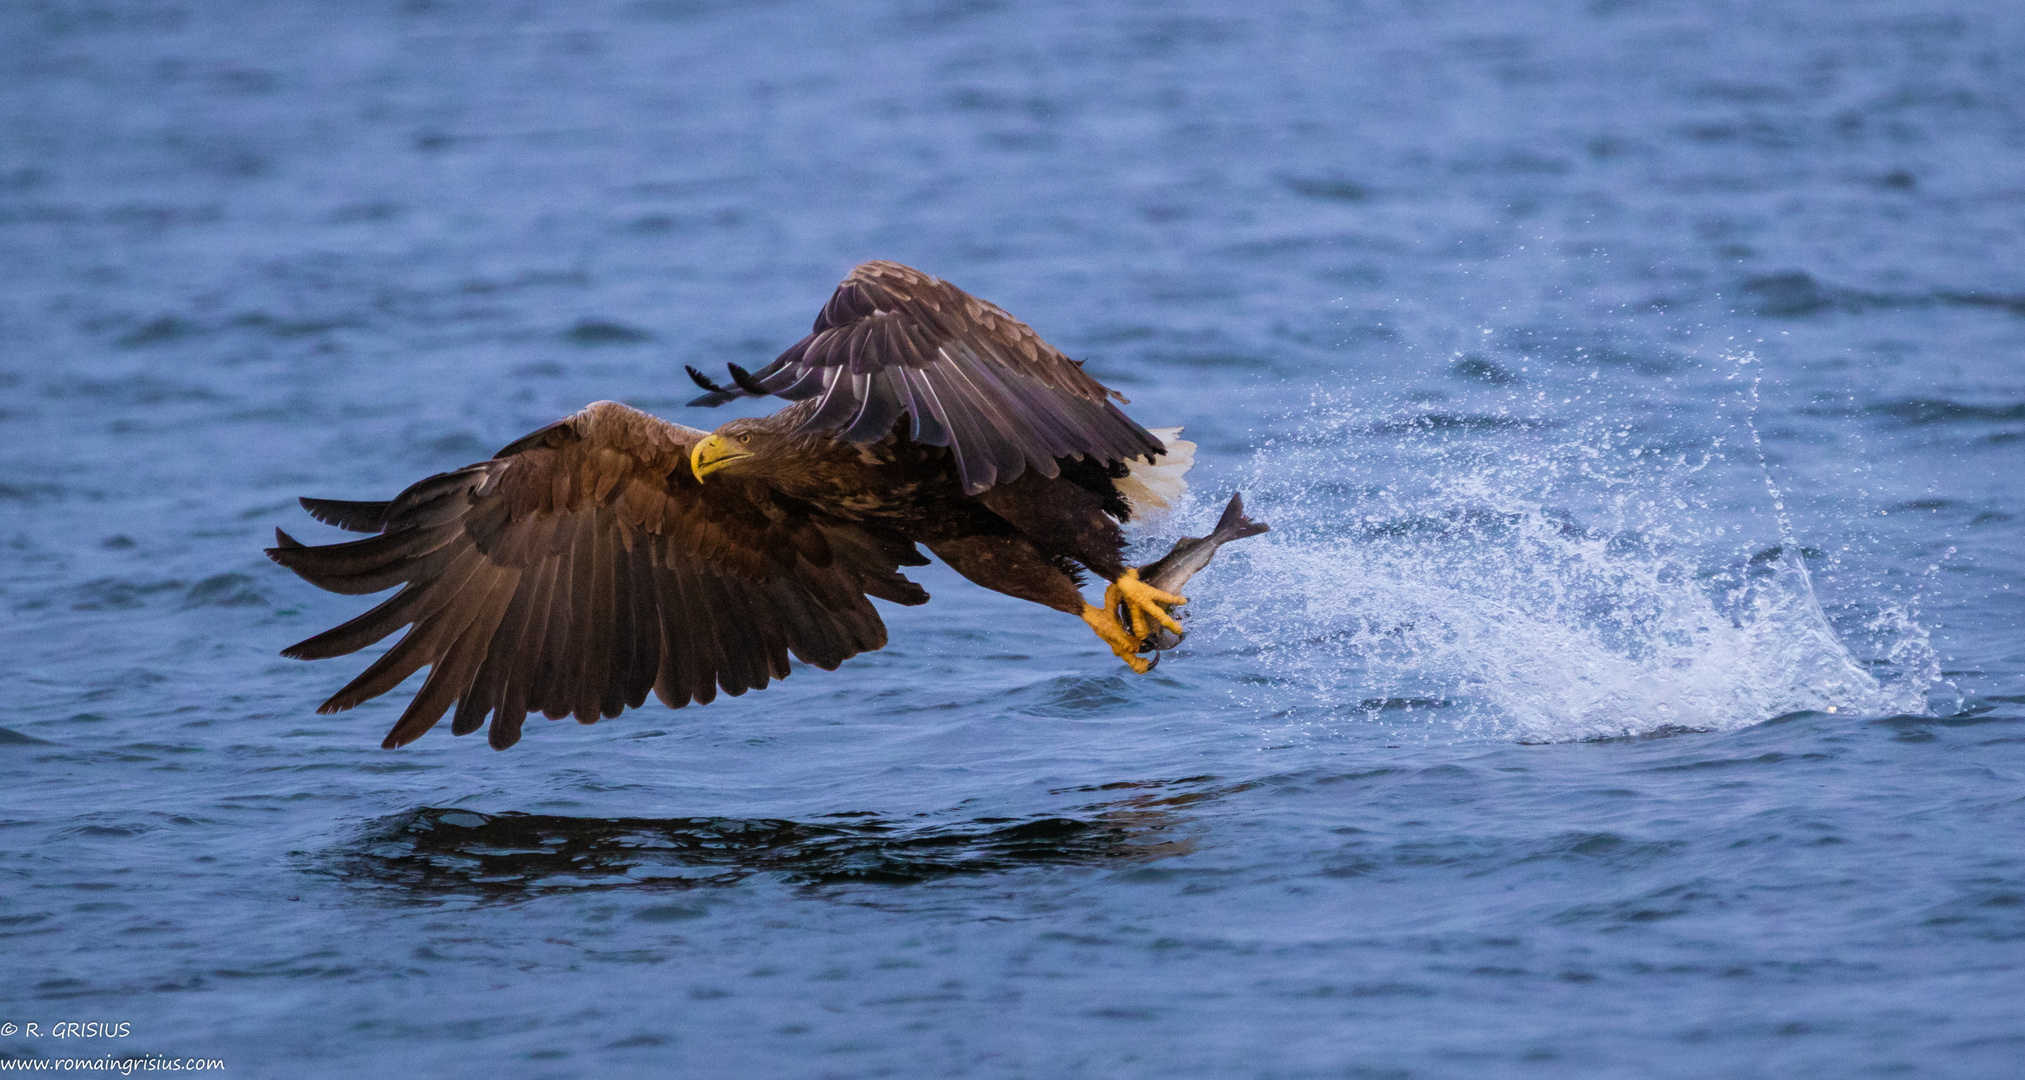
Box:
[271,261,1192,750]
[688,260,1164,493]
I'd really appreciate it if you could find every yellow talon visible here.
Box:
[1104,568,1187,645]
[1080,604,1154,674]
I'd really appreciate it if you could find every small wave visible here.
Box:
[1738,270,2025,319]
[1865,398,2025,428]
[69,577,188,611]
[181,573,269,608]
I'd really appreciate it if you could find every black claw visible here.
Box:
[726,363,771,396]
[686,365,728,394]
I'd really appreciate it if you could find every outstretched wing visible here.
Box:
[689,260,1166,494]
[267,401,929,750]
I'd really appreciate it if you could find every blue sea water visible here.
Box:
[2,0,2023,1076]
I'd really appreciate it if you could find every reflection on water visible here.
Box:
[336,779,1225,895]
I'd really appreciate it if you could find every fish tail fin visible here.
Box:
[1120,427,1196,522]
[1212,492,1269,540]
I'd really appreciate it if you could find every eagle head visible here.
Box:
[690,421,770,481]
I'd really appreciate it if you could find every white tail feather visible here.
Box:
[1119,427,1195,522]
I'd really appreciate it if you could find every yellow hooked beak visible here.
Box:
[689,433,751,481]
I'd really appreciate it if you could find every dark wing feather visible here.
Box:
[690,260,1165,493]
[268,401,929,750]
[300,497,392,533]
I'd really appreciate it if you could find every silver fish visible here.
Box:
[1117,492,1269,658]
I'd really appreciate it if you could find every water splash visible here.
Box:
[1181,371,1934,743]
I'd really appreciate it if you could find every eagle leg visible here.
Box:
[1103,568,1187,649]
[1080,603,1156,675]
[923,533,1171,675]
